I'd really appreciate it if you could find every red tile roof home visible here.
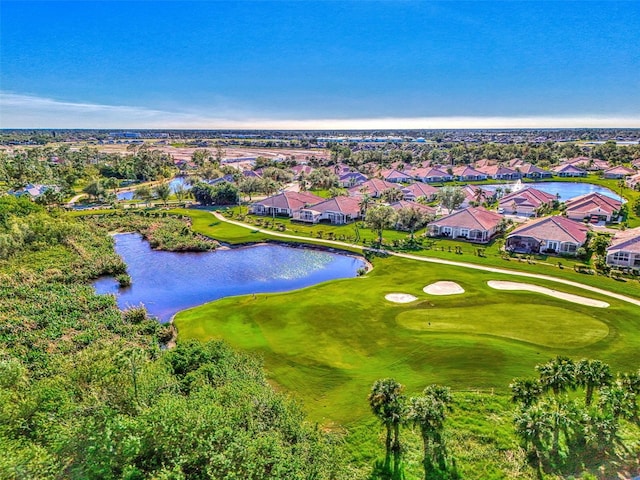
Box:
[293,196,362,224]
[475,164,520,179]
[516,163,552,178]
[506,216,589,255]
[563,156,591,167]
[606,227,640,269]
[250,191,324,216]
[632,158,640,170]
[626,173,640,189]
[603,165,636,179]
[291,164,315,177]
[498,188,557,215]
[406,166,453,182]
[380,168,413,183]
[452,165,488,180]
[474,158,498,168]
[428,207,503,243]
[401,182,439,201]
[348,178,401,197]
[564,192,622,222]
[552,163,587,176]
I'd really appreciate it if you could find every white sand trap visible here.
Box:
[487,281,609,308]
[423,281,465,295]
[385,293,418,303]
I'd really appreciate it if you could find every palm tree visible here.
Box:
[510,378,543,407]
[576,359,612,406]
[536,356,576,396]
[368,378,405,461]
[514,404,552,478]
[407,385,453,479]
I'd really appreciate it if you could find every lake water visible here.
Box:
[117,177,191,201]
[94,233,365,322]
[482,181,622,201]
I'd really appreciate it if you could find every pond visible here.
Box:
[117,177,191,201]
[482,181,622,201]
[94,233,366,322]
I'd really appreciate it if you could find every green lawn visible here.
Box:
[174,254,640,427]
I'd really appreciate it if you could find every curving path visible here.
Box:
[210,212,640,308]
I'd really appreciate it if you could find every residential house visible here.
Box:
[290,164,315,179]
[505,216,589,256]
[606,228,640,270]
[460,185,494,208]
[407,166,453,183]
[452,165,488,182]
[338,171,368,188]
[250,191,324,217]
[475,164,521,180]
[632,158,640,170]
[626,173,640,190]
[401,183,439,202]
[427,207,503,243]
[380,168,413,183]
[552,164,587,177]
[208,174,236,185]
[564,192,622,223]
[498,187,557,216]
[293,196,361,224]
[603,165,636,179]
[517,163,553,179]
[348,178,401,198]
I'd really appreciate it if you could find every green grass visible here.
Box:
[174,254,640,477]
[174,255,640,426]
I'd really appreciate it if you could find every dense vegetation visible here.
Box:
[0,201,344,479]
[82,211,218,252]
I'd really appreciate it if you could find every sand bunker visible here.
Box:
[487,281,609,308]
[423,281,465,295]
[385,293,418,303]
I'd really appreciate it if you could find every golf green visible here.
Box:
[174,254,640,425]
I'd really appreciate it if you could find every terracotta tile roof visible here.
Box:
[565,192,622,215]
[381,168,412,181]
[431,207,503,231]
[303,196,361,215]
[475,164,518,176]
[517,163,548,175]
[499,187,556,208]
[348,178,400,196]
[604,165,635,176]
[402,183,439,198]
[255,191,324,210]
[552,164,586,173]
[508,216,589,244]
[452,165,486,177]
[407,166,450,178]
[608,227,640,254]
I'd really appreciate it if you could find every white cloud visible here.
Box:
[2,92,640,129]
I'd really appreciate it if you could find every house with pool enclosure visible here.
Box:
[606,228,640,271]
[505,216,589,256]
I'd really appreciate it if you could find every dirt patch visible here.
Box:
[385,293,418,303]
[487,281,609,308]
[423,281,465,295]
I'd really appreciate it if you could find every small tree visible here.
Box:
[437,186,465,212]
[365,205,397,245]
[154,182,171,206]
[396,207,432,240]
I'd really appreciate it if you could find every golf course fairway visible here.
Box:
[174,255,640,426]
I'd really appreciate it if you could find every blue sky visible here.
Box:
[1,1,639,128]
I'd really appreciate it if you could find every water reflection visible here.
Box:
[94,233,365,322]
